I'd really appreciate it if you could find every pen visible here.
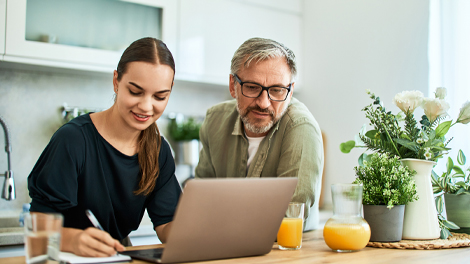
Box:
[85,209,122,256]
[85,209,104,231]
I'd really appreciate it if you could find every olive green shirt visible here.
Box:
[195,98,324,230]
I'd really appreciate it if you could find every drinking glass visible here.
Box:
[277,202,304,250]
[323,184,370,252]
[24,213,63,264]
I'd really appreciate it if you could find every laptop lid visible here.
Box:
[158,177,298,263]
[122,178,298,263]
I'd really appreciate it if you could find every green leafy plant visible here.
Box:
[432,149,470,238]
[353,153,418,209]
[340,88,470,162]
[168,117,202,141]
[432,150,470,195]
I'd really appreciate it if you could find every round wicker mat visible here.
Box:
[367,233,470,249]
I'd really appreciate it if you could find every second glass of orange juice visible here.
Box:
[323,184,371,252]
[277,202,304,250]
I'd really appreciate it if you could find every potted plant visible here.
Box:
[340,87,470,239]
[432,149,470,237]
[353,152,418,242]
[168,116,202,165]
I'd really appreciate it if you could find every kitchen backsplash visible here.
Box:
[0,67,231,211]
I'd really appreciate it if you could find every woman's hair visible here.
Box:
[116,37,175,196]
[230,37,297,82]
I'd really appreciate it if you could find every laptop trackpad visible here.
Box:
[121,248,164,263]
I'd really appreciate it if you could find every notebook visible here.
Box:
[122,177,298,263]
[53,251,131,264]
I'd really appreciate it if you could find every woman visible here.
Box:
[28,37,181,257]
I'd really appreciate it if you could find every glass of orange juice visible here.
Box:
[323,184,371,252]
[277,202,304,250]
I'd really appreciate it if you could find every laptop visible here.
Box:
[122,177,298,263]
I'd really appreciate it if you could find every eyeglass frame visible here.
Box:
[232,74,292,102]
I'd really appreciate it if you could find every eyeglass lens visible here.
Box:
[242,83,289,101]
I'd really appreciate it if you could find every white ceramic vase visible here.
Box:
[400,159,440,240]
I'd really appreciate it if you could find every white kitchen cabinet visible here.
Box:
[176,0,303,87]
[232,0,302,14]
[4,0,177,73]
[0,0,5,57]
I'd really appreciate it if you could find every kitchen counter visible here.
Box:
[2,229,470,264]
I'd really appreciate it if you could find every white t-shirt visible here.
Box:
[246,135,265,172]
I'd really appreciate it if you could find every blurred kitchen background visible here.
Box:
[1,0,470,247]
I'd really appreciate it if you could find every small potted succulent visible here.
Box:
[432,149,470,237]
[353,152,418,242]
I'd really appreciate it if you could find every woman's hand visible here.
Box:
[155,222,172,243]
[61,227,126,257]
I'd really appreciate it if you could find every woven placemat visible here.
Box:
[367,233,470,249]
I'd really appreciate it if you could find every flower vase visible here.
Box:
[400,159,440,240]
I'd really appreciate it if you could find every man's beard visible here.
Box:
[236,101,289,135]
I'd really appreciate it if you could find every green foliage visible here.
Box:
[432,150,470,195]
[340,140,355,153]
[353,153,418,209]
[432,149,470,238]
[340,91,452,162]
[168,117,202,141]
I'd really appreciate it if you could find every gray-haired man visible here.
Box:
[195,37,323,230]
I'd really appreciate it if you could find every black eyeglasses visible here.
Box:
[233,74,292,102]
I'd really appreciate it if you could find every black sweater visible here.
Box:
[28,114,181,240]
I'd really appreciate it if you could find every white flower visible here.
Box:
[422,98,450,122]
[456,101,470,124]
[416,138,424,144]
[424,152,432,160]
[434,87,447,99]
[393,91,424,114]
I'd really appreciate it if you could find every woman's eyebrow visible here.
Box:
[129,81,171,94]
[129,81,144,90]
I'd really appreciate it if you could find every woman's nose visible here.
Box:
[138,96,153,112]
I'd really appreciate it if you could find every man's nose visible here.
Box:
[256,90,271,109]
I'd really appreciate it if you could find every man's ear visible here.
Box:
[289,82,295,99]
[229,74,236,99]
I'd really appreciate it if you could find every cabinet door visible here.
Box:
[232,0,302,13]
[177,0,302,86]
[0,0,5,56]
[4,0,177,72]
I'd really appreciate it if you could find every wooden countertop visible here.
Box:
[3,229,470,264]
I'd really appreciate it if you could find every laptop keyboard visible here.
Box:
[140,248,164,258]
[123,247,164,260]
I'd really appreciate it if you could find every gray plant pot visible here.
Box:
[363,205,405,242]
[444,193,470,234]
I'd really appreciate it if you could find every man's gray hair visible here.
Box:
[230,37,297,82]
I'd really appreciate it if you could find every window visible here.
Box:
[428,0,470,169]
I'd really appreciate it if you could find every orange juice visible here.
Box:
[323,223,371,251]
[277,218,303,248]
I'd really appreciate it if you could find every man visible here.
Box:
[195,37,323,230]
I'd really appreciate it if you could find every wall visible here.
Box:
[0,66,231,212]
[300,0,430,207]
[0,0,432,212]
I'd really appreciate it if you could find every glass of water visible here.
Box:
[24,213,63,264]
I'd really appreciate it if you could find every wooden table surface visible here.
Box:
[3,229,470,264]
